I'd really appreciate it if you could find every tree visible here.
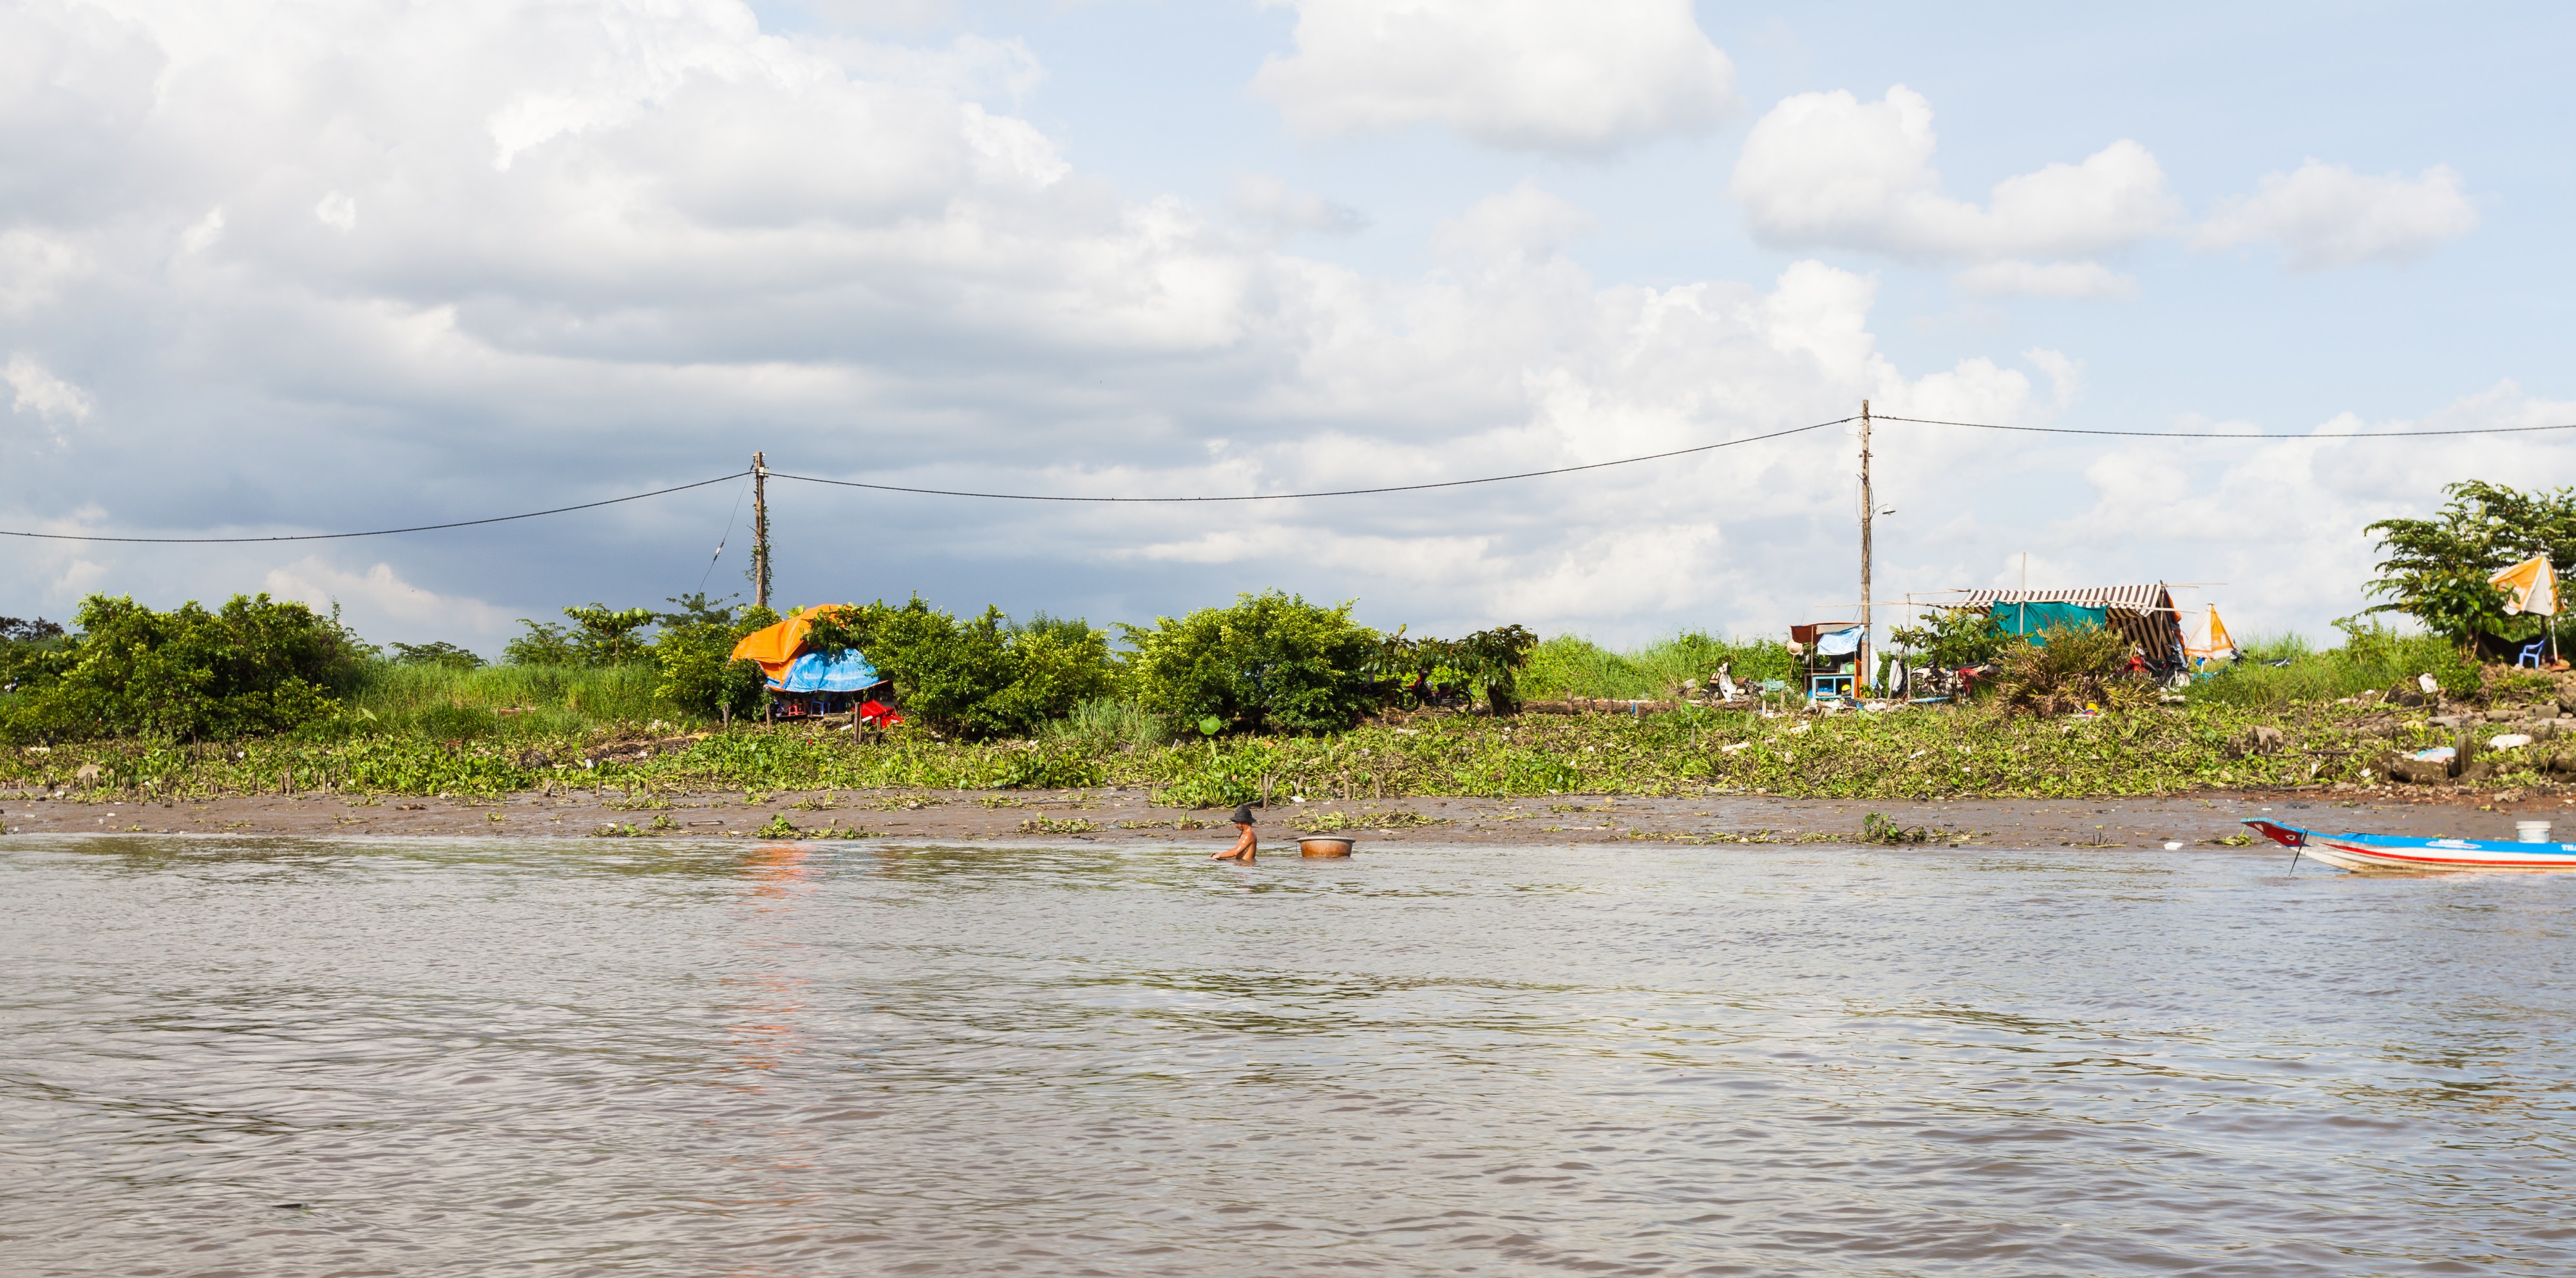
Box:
[653,599,772,721]
[0,593,366,743]
[1888,609,2012,671]
[388,640,486,669]
[805,599,1119,738]
[502,604,658,666]
[502,620,579,666]
[2364,481,2576,651]
[1121,591,1383,735]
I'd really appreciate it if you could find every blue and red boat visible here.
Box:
[2244,819,2576,872]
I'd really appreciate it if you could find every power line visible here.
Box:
[7,406,2569,543]
[0,472,750,544]
[1876,414,2576,439]
[768,417,1853,502]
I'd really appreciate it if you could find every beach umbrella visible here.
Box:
[2181,604,2236,667]
[2490,555,2557,616]
[2490,556,2559,662]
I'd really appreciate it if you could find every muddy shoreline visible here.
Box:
[5,785,2566,848]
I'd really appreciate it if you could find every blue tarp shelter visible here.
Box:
[767,649,882,692]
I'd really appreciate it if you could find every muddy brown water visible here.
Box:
[5,825,2574,1275]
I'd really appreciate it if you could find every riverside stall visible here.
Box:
[729,607,898,723]
[1788,622,1865,700]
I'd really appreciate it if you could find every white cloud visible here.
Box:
[2194,159,2478,269]
[261,558,515,642]
[4,353,93,423]
[0,0,2548,654]
[1730,86,2177,265]
[314,191,356,231]
[0,229,85,314]
[1251,0,1736,153]
[1955,260,2138,300]
[1230,174,1367,236]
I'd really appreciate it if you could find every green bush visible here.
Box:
[0,593,369,743]
[808,599,1119,739]
[1887,609,2011,671]
[654,602,774,721]
[1989,623,2151,716]
[1121,591,1383,735]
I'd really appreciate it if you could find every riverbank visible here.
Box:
[4,785,2560,846]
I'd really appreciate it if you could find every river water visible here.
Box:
[5,834,2573,1276]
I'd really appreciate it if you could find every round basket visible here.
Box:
[1297,837,1356,858]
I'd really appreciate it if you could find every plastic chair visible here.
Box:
[2519,641,2547,669]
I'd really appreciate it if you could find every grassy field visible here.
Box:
[337,661,683,738]
[1519,633,1796,700]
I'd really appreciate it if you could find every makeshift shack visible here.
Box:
[1788,621,1864,700]
[729,607,897,721]
[1953,584,2188,674]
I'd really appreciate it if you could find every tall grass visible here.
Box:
[341,661,679,739]
[1520,633,1797,700]
[1037,698,1170,749]
[2187,625,2478,709]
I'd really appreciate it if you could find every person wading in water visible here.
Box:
[1213,800,1258,863]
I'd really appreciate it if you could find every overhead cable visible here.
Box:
[768,417,1853,503]
[6,406,2570,542]
[0,472,750,544]
[1876,414,2576,439]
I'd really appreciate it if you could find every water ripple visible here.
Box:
[5,834,2574,1275]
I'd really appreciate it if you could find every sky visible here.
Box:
[3,0,2570,654]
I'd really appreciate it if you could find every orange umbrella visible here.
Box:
[2490,556,2558,617]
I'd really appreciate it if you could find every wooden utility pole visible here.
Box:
[750,451,772,611]
[1859,400,1873,696]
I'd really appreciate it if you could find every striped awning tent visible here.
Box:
[1951,584,2185,659]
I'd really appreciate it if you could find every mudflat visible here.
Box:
[4,785,2558,848]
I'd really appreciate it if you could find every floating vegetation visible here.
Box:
[1017,815,1099,835]
[1287,809,1445,833]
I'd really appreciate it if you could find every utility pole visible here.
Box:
[1859,399,1873,696]
[750,451,772,611]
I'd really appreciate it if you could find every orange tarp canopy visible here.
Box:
[729,606,853,681]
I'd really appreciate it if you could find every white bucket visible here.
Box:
[2517,821,2552,844]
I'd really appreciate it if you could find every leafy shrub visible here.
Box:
[654,602,774,721]
[808,598,1119,739]
[502,620,579,666]
[0,593,369,743]
[1376,624,1538,711]
[1888,609,2011,671]
[1987,623,2154,717]
[1121,591,1383,735]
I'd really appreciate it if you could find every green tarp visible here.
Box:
[1989,601,2108,644]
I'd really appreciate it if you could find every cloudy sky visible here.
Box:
[3,1,2568,653]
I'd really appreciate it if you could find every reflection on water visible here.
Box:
[6,834,2576,1275]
